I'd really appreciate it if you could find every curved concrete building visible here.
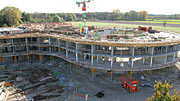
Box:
[0,26,180,72]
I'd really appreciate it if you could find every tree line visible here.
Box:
[1,6,180,27]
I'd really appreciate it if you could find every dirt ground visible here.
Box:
[3,58,180,101]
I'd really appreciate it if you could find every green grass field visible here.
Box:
[71,21,180,34]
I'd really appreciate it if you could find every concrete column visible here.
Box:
[111,46,114,69]
[66,50,68,59]
[165,46,168,64]
[97,56,99,63]
[150,47,154,67]
[58,39,60,46]
[143,57,145,64]
[91,45,94,66]
[150,57,153,67]
[84,54,86,60]
[173,53,176,62]
[49,38,51,53]
[131,59,134,69]
[12,39,15,54]
[37,37,40,52]
[25,38,28,52]
[166,46,168,53]
[131,47,134,69]
[76,43,78,62]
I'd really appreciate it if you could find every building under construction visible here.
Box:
[0,23,180,73]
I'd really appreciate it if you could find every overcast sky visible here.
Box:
[0,0,179,14]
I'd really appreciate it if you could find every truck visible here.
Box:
[120,75,139,92]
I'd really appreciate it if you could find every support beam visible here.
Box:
[65,41,68,59]
[143,57,145,64]
[66,50,68,59]
[12,39,15,54]
[49,38,51,53]
[97,56,99,63]
[150,47,154,67]
[165,46,168,64]
[25,38,28,53]
[58,39,60,46]
[76,43,78,62]
[150,57,153,67]
[131,59,134,69]
[173,53,176,62]
[37,37,40,52]
[91,45,94,66]
[131,47,134,69]
[84,54,86,60]
[111,46,114,69]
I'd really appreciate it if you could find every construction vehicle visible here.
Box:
[120,75,139,92]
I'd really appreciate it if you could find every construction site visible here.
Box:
[0,22,180,101]
[0,0,180,101]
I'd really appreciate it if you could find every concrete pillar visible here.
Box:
[25,38,29,53]
[131,59,134,69]
[49,38,51,53]
[91,45,94,66]
[150,47,154,67]
[165,46,168,64]
[12,39,15,54]
[76,43,78,62]
[131,47,134,69]
[97,56,99,63]
[66,50,68,59]
[173,53,176,62]
[84,54,86,60]
[111,46,114,69]
[66,41,68,59]
[143,57,145,64]
[37,37,40,52]
[58,39,60,46]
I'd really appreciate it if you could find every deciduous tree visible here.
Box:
[0,6,22,27]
